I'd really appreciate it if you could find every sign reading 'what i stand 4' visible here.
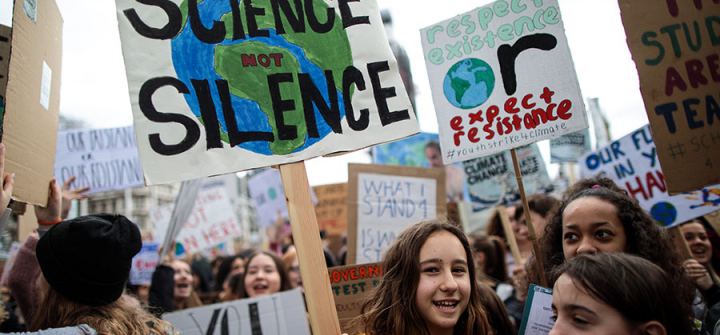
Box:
[115,0,418,185]
[421,0,587,164]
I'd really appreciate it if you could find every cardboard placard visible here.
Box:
[114,0,419,186]
[130,242,159,286]
[463,144,552,210]
[329,262,383,334]
[619,1,720,193]
[372,132,466,202]
[420,0,587,164]
[518,284,554,335]
[550,129,591,163]
[54,126,143,194]
[163,288,310,335]
[580,125,720,228]
[313,183,348,236]
[347,164,446,265]
[4,0,63,205]
[152,186,242,255]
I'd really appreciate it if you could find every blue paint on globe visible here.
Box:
[170,0,345,156]
[443,58,495,109]
[650,202,677,227]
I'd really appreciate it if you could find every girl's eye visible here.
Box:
[563,232,578,242]
[452,267,467,274]
[423,267,440,273]
[595,230,612,239]
[572,316,590,326]
[550,314,558,322]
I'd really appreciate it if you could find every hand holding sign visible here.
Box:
[34,179,62,224]
[60,176,89,219]
[0,144,14,210]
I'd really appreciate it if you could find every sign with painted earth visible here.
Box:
[421,0,587,164]
[115,0,418,185]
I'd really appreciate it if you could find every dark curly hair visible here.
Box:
[538,176,695,306]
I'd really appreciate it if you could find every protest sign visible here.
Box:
[372,132,466,202]
[153,186,242,256]
[0,242,21,286]
[130,242,159,286]
[114,0,419,186]
[550,129,591,163]
[580,125,720,228]
[3,0,62,205]
[158,178,204,261]
[163,288,310,335]
[619,1,720,193]
[313,183,347,236]
[347,164,445,264]
[463,144,552,210]
[329,262,383,334]
[248,169,288,228]
[518,284,554,335]
[420,0,587,165]
[54,126,143,194]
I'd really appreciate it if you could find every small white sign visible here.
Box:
[518,284,554,335]
[39,61,51,110]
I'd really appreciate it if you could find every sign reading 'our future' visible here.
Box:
[619,0,720,193]
[420,0,587,164]
[115,0,419,185]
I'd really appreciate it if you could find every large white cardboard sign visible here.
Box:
[115,0,419,185]
[580,125,720,228]
[163,288,310,335]
[54,126,143,194]
[152,186,242,254]
[420,0,587,164]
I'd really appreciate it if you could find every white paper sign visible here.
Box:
[420,0,587,164]
[356,173,437,263]
[130,242,159,286]
[115,0,419,186]
[247,169,288,228]
[54,126,143,194]
[152,186,242,255]
[580,125,720,228]
[518,284,554,335]
[163,288,310,335]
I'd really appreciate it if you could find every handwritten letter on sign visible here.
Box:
[420,0,587,164]
[347,164,445,264]
[115,0,419,185]
[619,1,720,193]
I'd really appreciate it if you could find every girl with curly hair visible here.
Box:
[537,176,695,309]
[355,220,491,335]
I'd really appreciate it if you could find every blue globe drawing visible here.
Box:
[443,58,495,109]
[650,202,677,227]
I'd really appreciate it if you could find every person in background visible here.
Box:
[236,251,292,298]
[149,257,203,316]
[550,253,692,335]
[680,217,720,328]
[485,205,528,275]
[513,193,559,241]
[281,248,303,289]
[354,220,491,335]
[212,255,245,293]
[424,141,464,202]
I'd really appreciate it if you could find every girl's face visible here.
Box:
[682,222,712,264]
[288,257,303,288]
[231,257,245,276]
[561,197,627,259]
[550,274,636,335]
[518,209,549,239]
[244,254,282,297]
[415,231,471,335]
[171,260,194,299]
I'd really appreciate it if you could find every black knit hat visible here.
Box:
[36,214,142,306]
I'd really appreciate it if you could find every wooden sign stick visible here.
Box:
[279,161,341,335]
[510,149,548,287]
[670,225,693,260]
[497,205,524,267]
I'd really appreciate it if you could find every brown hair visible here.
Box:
[513,193,559,221]
[31,279,174,334]
[356,220,490,335]
[472,235,508,283]
[552,253,693,335]
[236,251,292,298]
[539,176,695,306]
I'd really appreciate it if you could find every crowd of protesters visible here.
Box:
[0,139,719,335]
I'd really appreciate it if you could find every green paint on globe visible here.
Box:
[650,202,677,227]
[443,58,495,109]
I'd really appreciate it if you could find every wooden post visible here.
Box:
[279,162,341,335]
[568,162,577,186]
[670,225,693,260]
[510,149,548,287]
[497,205,523,267]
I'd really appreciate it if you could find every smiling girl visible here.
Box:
[236,251,292,298]
[356,220,491,335]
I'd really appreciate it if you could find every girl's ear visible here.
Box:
[474,252,485,269]
[637,321,666,335]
